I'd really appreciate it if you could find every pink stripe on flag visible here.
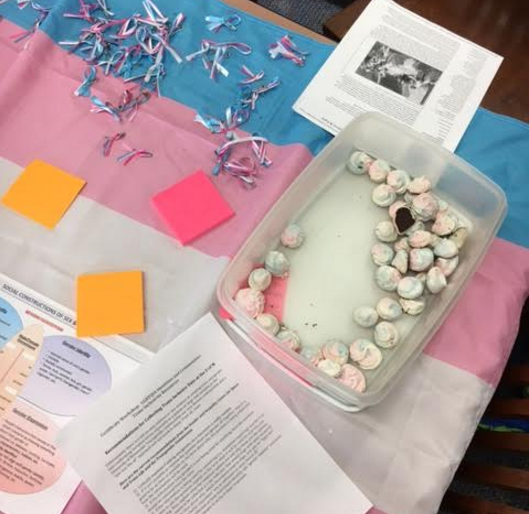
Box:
[425,238,529,386]
[0,28,312,259]
[0,18,22,75]
[264,275,289,321]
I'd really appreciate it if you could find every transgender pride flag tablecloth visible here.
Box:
[0,1,528,514]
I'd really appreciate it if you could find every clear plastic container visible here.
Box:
[217,113,507,411]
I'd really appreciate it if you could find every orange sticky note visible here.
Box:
[76,271,145,338]
[1,160,86,229]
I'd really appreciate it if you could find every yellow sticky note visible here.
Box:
[1,160,86,229]
[76,271,145,338]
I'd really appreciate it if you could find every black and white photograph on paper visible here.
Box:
[356,42,442,105]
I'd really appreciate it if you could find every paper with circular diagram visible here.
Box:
[0,274,149,514]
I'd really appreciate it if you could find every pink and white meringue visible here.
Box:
[387,169,411,194]
[426,267,447,294]
[397,276,424,300]
[235,288,265,318]
[368,159,391,183]
[339,364,367,392]
[349,339,383,370]
[374,321,400,348]
[409,248,434,272]
[375,266,402,292]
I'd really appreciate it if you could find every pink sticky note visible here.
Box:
[152,171,235,244]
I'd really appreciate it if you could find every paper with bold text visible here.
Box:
[57,314,372,514]
[294,0,502,150]
[0,274,148,514]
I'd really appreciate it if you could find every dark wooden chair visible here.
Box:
[441,364,529,514]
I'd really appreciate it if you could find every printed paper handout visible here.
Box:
[0,274,149,514]
[57,314,372,514]
[294,0,503,150]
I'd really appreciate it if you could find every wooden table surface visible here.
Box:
[324,0,529,123]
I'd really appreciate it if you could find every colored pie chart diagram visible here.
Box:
[20,335,112,417]
[0,325,44,417]
[0,297,23,349]
[0,400,66,494]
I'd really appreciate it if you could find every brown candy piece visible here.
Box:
[394,206,415,234]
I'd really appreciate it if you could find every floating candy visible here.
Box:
[371,243,394,266]
[74,66,97,97]
[349,339,383,370]
[408,176,431,194]
[318,359,341,378]
[375,220,398,242]
[400,298,425,316]
[353,306,378,328]
[300,347,323,366]
[389,200,407,219]
[397,276,424,300]
[235,288,265,319]
[374,322,399,349]
[264,250,290,278]
[433,239,458,259]
[372,184,396,207]
[102,132,126,157]
[432,210,458,236]
[409,248,434,272]
[387,169,411,194]
[375,265,402,292]
[277,329,301,352]
[248,268,272,291]
[339,364,366,392]
[205,13,241,33]
[449,227,469,249]
[409,229,434,248]
[347,151,372,175]
[256,313,280,336]
[376,297,403,321]
[322,339,349,366]
[426,267,447,294]
[368,159,391,183]
[269,35,309,66]
[436,256,459,277]
[280,223,305,249]
[391,249,409,274]
[116,147,154,165]
[411,193,439,221]
[394,237,410,252]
